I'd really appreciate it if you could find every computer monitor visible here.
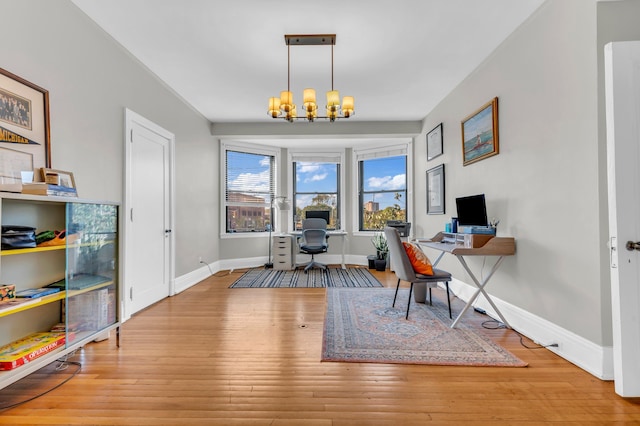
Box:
[305,210,330,225]
[455,194,488,226]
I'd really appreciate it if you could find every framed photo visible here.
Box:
[426,164,445,215]
[0,68,50,186]
[461,97,499,166]
[40,168,75,189]
[426,123,443,161]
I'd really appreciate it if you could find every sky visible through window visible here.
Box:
[227,152,406,209]
[226,151,272,196]
[362,156,406,209]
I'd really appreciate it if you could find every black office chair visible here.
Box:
[384,227,452,319]
[298,218,328,273]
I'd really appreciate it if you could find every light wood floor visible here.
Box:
[1,267,640,425]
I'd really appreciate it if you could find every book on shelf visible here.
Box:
[15,287,61,298]
[0,297,41,311]
[21,183,77,197]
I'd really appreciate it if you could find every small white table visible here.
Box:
[416,232,516,329]
[290,230,348,269]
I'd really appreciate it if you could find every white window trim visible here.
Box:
[352,141,413,237]
[220,140,281,239]
[287,148,346,233]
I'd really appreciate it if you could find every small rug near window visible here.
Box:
[229,267,383,288]
[322,288,527,367]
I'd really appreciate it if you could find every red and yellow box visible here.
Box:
[0,332,67,370]
[0,284,15,301]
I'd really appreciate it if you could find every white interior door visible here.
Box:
[124,109,175,318]
[605,41,640,398]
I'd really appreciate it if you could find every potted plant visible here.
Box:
[371,232,389,271]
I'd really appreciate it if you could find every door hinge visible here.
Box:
[130,208,133,222]
[130,287,133,300]
[610,236,618,268]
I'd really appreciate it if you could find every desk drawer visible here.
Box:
[272,235,294,270]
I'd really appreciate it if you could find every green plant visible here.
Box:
[371,232,388,259]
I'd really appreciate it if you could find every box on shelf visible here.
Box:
[21,183,77,197]
[0,285,15,301]
[0,332,67,370]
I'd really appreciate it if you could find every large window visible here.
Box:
[293,162,340,230]
[223,144,278,234]
[356,145,408,231]
[290,151,343,231]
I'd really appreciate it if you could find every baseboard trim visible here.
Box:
[448,278,613,380]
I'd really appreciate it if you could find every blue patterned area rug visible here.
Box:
[322,288,527,367]
[229,267,383,288]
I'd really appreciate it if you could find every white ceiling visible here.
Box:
[71,0,544,126]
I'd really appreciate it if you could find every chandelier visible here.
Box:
[268,34,354,122]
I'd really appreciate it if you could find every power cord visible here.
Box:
[199,259,214,275]
[476,312,559,350]
[0,358,82,411]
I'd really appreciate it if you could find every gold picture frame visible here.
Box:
[461,97,499,166]
[40,168,76,189]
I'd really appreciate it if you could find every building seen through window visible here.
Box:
[359,155,407,231]
[224,149,275,233]
[293,161,340,230]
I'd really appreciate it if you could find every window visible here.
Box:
[290,151,343,231]
[222,143,279,235]
[355,144,410,231]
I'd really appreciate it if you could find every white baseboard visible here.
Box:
[448,278,614,380]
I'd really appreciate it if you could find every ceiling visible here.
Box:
[71,0,544,128]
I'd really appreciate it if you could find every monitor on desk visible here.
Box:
[305,210,330,226]
[455,194,488,226]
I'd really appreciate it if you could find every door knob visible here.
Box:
[626,241,640,251]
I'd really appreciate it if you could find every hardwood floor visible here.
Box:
[1,267,640,425]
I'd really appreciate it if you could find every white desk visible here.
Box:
[290,230,347,269]
[416,232,516,329]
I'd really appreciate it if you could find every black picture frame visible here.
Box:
[426,123,443,161]
[426,164,445,215]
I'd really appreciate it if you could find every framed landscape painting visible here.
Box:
[461,97,498,166]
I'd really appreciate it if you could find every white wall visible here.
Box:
[417,0,604,344]
[1,0,218,277]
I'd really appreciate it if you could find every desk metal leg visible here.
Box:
[450,255,511,329]
[431,251,446,268]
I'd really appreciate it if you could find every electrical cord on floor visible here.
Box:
[478,314,559,350]
[0,359,82,411]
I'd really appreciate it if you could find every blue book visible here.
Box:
[16,287,61,298]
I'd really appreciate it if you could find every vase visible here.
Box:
[374,258,387,271]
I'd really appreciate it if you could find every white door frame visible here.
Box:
[123,108,176,322]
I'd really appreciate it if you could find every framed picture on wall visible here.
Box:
[427,164,445,215]
[426,123,443,161]
[461,97,499,166]
[0,68,51,188]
